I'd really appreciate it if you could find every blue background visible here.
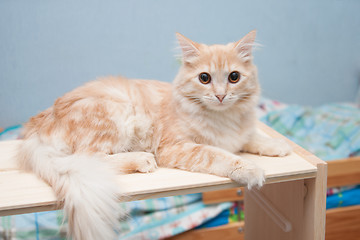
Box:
[1,0,360,127]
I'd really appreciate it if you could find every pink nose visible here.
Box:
[215,95,226,103]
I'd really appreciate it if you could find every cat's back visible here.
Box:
[24,76,171,153]
[29,76,170,127]
[58,76,170,109]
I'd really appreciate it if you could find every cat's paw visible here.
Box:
[229,159,265,189]
[258,139,292,157]
[134,152,158,173]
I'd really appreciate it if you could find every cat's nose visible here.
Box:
[215,94,226,103]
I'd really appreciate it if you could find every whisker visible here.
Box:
[237,93,252,102]
[185,95,202,104]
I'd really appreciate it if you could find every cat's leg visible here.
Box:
[157,143,264,188]
[100,152,158,174]
[241,131,292,157]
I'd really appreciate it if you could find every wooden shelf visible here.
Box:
[0,122,328,240]
[0,125,317,217]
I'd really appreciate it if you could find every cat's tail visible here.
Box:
[18,135,122,240]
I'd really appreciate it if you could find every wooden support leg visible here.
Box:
[254,121,328,240]
[244,168,327,240]
[302,162,327,240]
[244,180,305,240]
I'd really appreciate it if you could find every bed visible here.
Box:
[0,98,359,240]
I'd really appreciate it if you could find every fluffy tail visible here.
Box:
[18,135,121,240]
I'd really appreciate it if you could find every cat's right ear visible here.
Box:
[234,30,257,62]
[176,33,200,63]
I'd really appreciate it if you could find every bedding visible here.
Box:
[1,98,359,239]
[196,203,243,229]
[327,185,360,209]
[0,194,231,240]
[261,102,360,160]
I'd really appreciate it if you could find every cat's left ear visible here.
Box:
[176,33,200,63]
[234,30,257,62]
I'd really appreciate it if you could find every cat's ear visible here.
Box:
[234,30,257,62]
[176,33,200,63]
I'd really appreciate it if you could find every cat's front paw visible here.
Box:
[134,152,158,173]
[258,139,292,157]
[229,159,265,189]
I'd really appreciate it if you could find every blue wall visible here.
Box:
[1,0,360,127]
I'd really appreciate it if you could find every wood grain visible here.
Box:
[168,222,244,240]
[327,157,360,187]
[326,205,360,240]
[202,187,244,204]
[303,164,327,240]
[244,180,305,240]
[0,128,318,216]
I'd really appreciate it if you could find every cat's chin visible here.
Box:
[204,102,234,112]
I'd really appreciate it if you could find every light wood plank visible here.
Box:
[0,168,242,216]
[0,125,318,216]
[326,205,360,240]
[302,164,327,240]
[244,180,305,240]
[168,222,244,240]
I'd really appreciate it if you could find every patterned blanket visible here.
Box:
[1,195,232,240]
[261,103,360,160]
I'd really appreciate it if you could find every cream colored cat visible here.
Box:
[18,30,291,240]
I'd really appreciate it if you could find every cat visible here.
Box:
[17,30,291,240]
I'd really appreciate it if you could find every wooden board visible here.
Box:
[326,205,360,240]
[168,222,245,240]
[202,187,244,204]
[327,157,360,187]
[0,127,317,216]
[244,180,305,240]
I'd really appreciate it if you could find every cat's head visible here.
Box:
[173,30,260,112]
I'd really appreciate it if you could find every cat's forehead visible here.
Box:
[196,43,247,73]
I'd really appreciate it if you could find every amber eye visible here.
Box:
[228,71,241,83]
[199,72,211,84]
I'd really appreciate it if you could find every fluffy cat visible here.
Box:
[17,30,291,240]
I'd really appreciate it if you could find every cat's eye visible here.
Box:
[228,71,241,83]
[199,72,211,84]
